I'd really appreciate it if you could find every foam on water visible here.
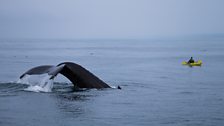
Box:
[17,74,54,92]
[110,86,117,89]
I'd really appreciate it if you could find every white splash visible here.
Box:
[110,86,117,89]
[17,74,54,93]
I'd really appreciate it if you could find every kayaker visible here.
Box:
[188,57,195,63]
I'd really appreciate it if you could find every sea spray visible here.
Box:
[17,74,54,92]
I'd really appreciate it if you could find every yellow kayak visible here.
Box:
[182,60,202,66]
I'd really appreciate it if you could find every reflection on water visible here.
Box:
[53,84,91,118]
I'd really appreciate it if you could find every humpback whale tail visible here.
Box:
[20,62,111,89]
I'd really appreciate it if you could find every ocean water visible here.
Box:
[0,38,224,126]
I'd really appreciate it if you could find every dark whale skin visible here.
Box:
[20,62,110,89]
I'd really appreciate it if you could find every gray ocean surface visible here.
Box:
[0,38,224,126]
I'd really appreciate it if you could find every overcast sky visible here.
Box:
[0,0,224,39]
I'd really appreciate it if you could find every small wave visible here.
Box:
[0,82,27,96]
[179,91,194,95]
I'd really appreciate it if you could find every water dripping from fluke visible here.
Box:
[17,74,54,93]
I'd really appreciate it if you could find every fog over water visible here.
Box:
[0,0,224,39]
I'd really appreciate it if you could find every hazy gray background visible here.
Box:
[0,0,224,39]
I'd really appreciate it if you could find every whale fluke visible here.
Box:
[20,62,110,89]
